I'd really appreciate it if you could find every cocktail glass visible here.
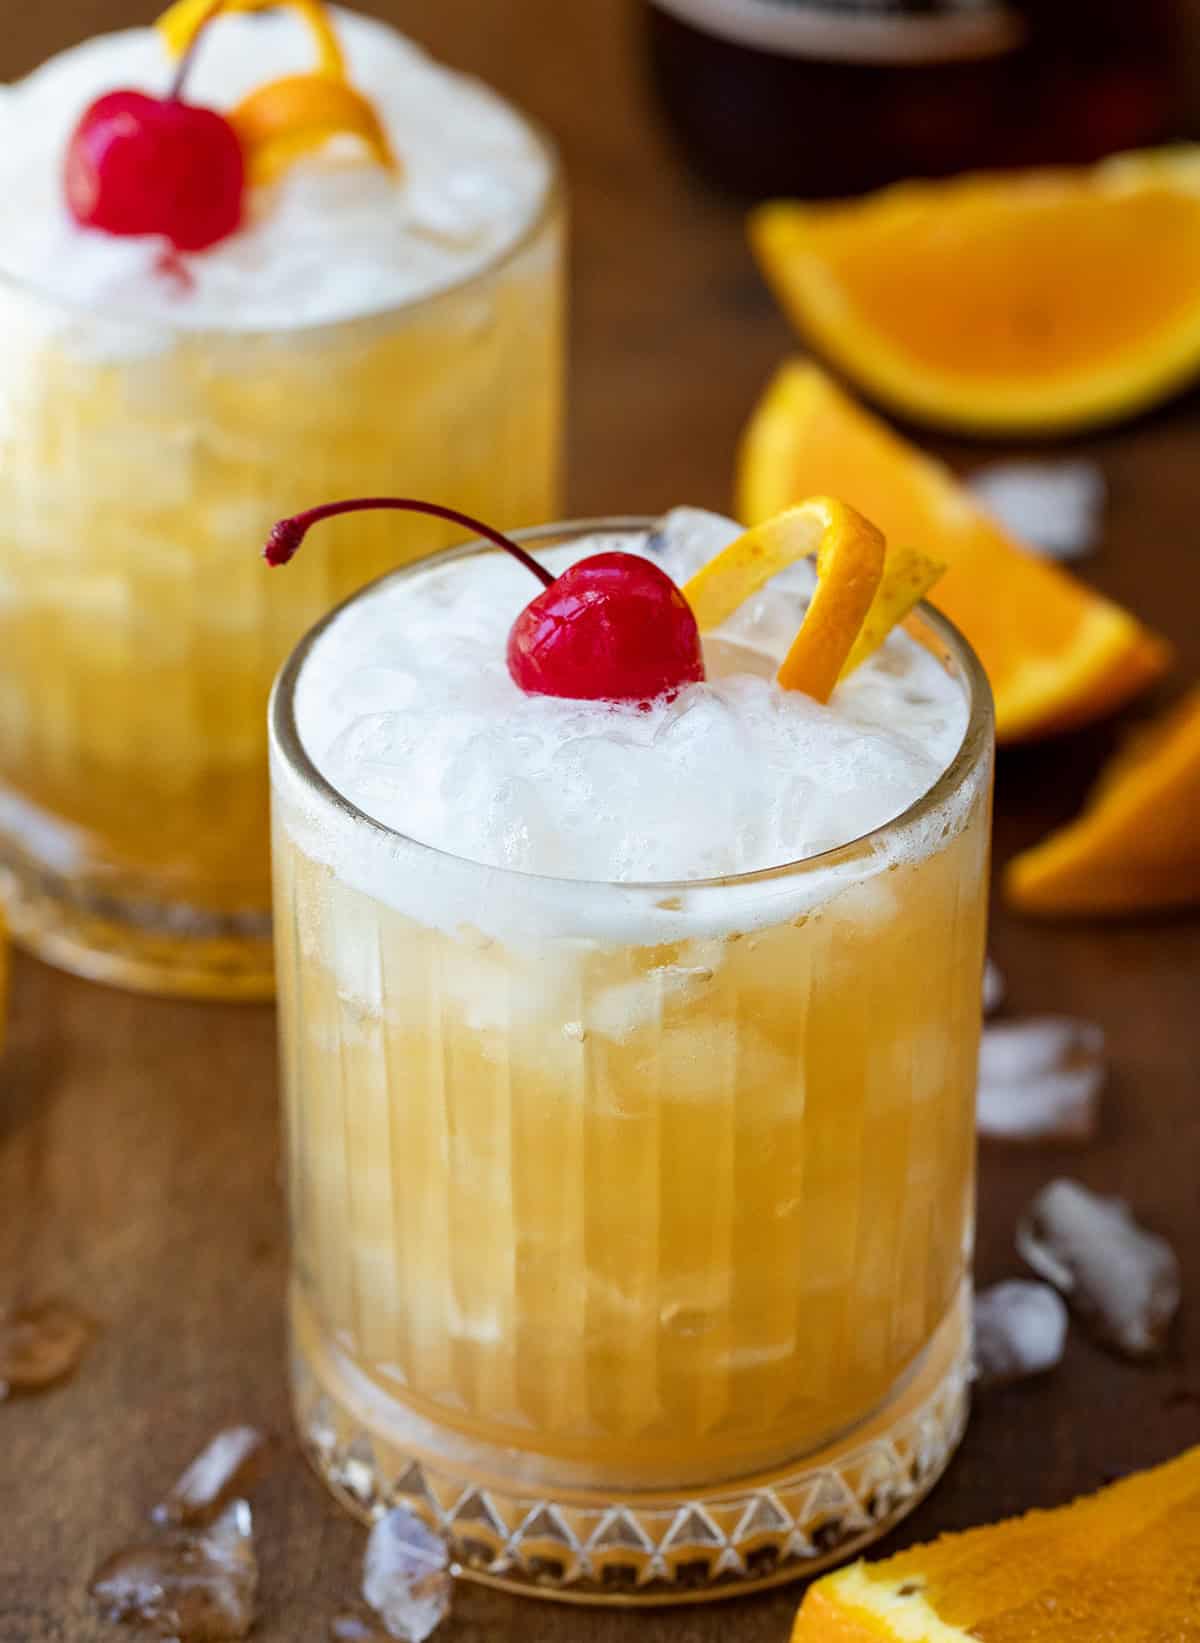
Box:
[0,149,562,998]
[270,518,993,1603]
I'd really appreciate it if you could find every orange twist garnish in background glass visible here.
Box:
[157,0,397,190]
[682,497,944,703]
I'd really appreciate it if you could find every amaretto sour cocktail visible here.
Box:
[269,500,992,1603]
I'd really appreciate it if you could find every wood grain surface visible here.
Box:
[3,4,1200,1640]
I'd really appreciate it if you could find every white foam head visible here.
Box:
[0,7,551,331]
[275,510,981,948]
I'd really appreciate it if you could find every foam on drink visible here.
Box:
[0,7,550,332]
[282,510,972,945]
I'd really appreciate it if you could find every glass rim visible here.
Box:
[269,516,995,896]
[0,106,562,341]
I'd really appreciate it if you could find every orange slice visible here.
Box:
[737,363,1171,741]
[794,1443,1200,1643]
[683,498,942,701]
[1007,687,1200,916]
[750,148,1200,435]
[230,74,395,186]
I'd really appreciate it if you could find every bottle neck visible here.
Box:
[647,0,1026,65]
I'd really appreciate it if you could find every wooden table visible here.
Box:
[4,3,1200,1639]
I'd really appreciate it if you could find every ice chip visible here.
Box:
[644,506,742,580]
[0,1298,92,1397]
[90,1499,257,1640]
[406,175,493,251]
[332,1613,391,1642]
[973,1280,1068,1387]
[152,1426,272,1527]
[968,461,1105,561]
[1017,1179,1180,1359]
[362,1506,452,1641]
[982,957,1005,1015]
[977,1018,1104,1143]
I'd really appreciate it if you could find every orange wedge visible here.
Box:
[751,148,1200,436]
[230,74,395,186]
[794,1443,1200,1642]
[1007,687,1200,916]
[737,363,1171,741]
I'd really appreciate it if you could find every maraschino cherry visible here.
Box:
[64,1,244,254]
[266,498,706,704]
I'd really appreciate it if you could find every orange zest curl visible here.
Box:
[155,0,398,186]
[683,497,940,703]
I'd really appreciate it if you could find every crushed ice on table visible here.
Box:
[983,957,1005,1015]
[152,1426,272,1527]
[361,1506,452,1642]
[974,1280,1069,1388]
[90,1499,258,1640]
[968,460,1105,561]
[1017,1179,1181,1359]
[0,1299,92,1398]
[977,1017,1105,1143]
[332,1610,392,1641]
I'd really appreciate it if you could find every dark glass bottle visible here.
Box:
[643,1,1185,198]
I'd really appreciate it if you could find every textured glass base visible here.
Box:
[292,1290,969,1606]
[0,854,274,1002]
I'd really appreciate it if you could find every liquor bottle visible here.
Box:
[642,1,1184,197]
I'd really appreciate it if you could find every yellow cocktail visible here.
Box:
[0,8,562,994]
[270,514,993,1602]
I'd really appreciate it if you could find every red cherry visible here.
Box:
[65,90,244,253]
[265,498,707,705]
[63,5,245,255]
[507,552,704,701]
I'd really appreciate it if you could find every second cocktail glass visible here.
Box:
[0,10,563,997]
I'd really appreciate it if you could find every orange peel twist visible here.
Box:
[682,498,945,703]
[155,0,398,185]
[230,73,394,185]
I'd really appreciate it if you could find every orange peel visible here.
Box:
[844,540,946,674]
[157,0,346,76]
[1006,686,1200,917]
[156,0,396,185]
[230,73,395,185]
[681,497,894,702]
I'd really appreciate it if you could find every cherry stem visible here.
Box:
[168,0,226,102]
[265,498,557,587]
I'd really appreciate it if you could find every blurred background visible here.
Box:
[8,0,1196,526]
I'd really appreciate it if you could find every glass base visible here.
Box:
[291,1286,969,1606]
[0,854,274,1002]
